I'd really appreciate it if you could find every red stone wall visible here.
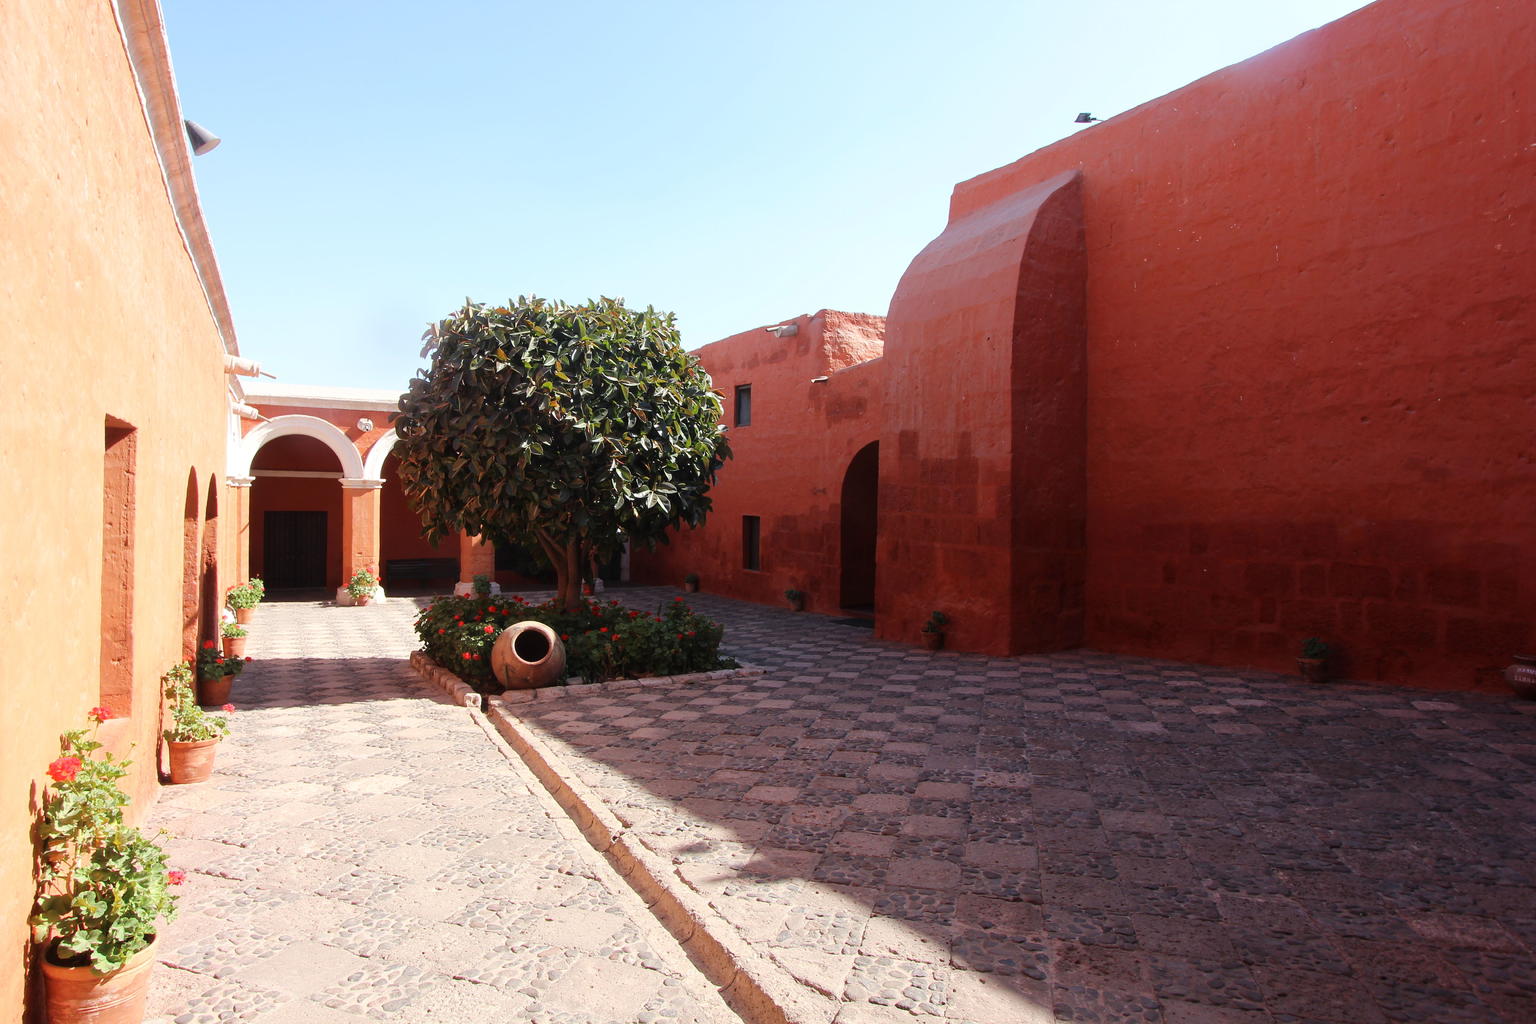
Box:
[630,311,886,612]
[925,0,1535,686]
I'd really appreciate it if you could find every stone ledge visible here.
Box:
[408,649,764,708]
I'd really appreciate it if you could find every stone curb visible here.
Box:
[407,650,766,707]
[408,652,828,1024]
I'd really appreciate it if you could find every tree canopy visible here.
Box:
[392,296,730,609]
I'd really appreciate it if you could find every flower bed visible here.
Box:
[413,594,732,689]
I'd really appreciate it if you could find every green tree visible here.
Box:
[392,296,730,610]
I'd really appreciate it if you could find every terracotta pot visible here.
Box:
[222,636,246,659]
[197,675,232,707]
[921,631,944,651]
[1296,657,1328,684]
[684,581,698,593]
[491,621,567,689]
[235,606,254,625]
[1506,654,1536,700]
[353,594,371,606]
[167,738,219,784]
[42,934,159,1024]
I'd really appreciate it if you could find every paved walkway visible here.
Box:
[150,587,1536,1024]
[145,594,739,1024]
[506,588,1536,1024]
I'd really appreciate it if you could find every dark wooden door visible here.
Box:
[264,510,327,588]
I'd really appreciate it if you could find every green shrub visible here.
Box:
[413,594,730,688]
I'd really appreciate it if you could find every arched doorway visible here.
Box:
[250,434,343,590]
[839,441,879,612]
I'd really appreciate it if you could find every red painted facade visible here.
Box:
[635,0,1536,690]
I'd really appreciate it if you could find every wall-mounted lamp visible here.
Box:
[810,376,830,384]
[184,120,221,155]
[356,418,374,432]
[1074,113,1101,124]
[764,324,798,338]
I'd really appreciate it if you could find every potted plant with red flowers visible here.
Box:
[162,663,232,784]
[195,640,246,706]
[225,578,264,624]
[346,566,380,606]
[32,712,182,1024]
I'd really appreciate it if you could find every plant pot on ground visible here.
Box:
[32,710,182,1024]
[1297,637,1331,683]
[346,566,380,606]
[921,610,948,651]
[226,577,264,625]
[683,573,699,594]
[195,641,245,706]
[785,589,805,612]
[163,663,232,784]
[220,621,247,659]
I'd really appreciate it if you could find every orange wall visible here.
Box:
[631,311,886,613]
[0,2,232,1018]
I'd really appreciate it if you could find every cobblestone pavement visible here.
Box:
[505,587,1536,1024]
[145,594,740,1024]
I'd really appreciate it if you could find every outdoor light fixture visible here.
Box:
[184,119,220,154]
[764,324,798,338]
[1074,113,1101,124]
[811,376,830,383]
[356,418,374,432]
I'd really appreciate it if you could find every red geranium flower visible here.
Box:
[462,652,472,660]
[244,656,252,662]
[87,706,113,723]
[221,704,235,713]
[202,640,217,650]
[166,869,187,886]
[483,625,494,634]
[599,627,608,633]
[47,757,82,783]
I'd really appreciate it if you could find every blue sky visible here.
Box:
[165,0,1375,391]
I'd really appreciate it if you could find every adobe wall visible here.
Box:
[0,1,232,1018]
[630,311,887,611]
[931,0,1534,686]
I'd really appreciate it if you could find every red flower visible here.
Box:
[166,869,187,886]
[677,633,684,640]
[221,704,235,713]
[438,628,446,635]
[47,757,82,783]
[484,625,494,634]
[87,706,113,723]
[244,656,252,662]
[560,634,569,640]
[462,652,472,660]
[688,631,696,637]
[599,627,608,633]
[202,640,217,650]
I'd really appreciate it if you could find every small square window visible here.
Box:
[742,515,761,571]
[734,385,752,427]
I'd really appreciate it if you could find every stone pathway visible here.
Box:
[500,587,1536,1024]
[145,595,740,1024]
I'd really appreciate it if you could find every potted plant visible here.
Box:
[683,572,700,594]
[32,711,182,1024]
[163,663,232,784]
[195,640,246,707]
[220,621,247,658]
[225,577,264,624]
[472,573,492,599]
[785,588,805,612]
[921,610,949,651]
[346,566,380,606]
[1297,637,1331,683]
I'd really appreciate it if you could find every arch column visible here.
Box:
[337,477,385,604]
[226,475,253,582]
[455,532,501,596]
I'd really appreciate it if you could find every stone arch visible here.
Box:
[362,428,398,480]
[234,415,364,479]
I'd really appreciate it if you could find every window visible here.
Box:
[734,385,752,427]
[742,515,761,571]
